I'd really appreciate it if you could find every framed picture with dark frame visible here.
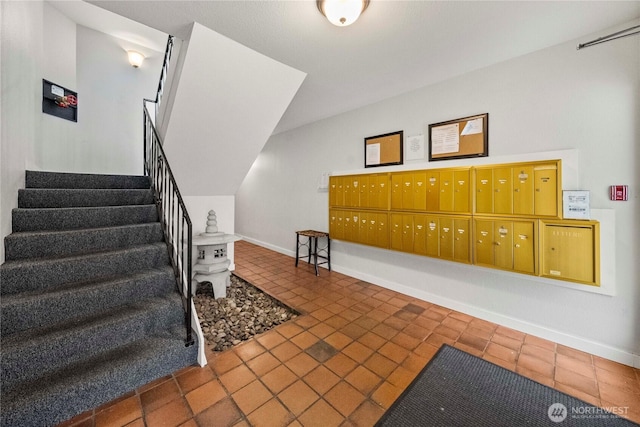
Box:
[428,113,488,161]
[364,130,403,168]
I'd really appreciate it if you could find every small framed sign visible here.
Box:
[42,79,78,122]
[563,190,590,219]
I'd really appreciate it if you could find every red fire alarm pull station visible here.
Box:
[610,185,628,201]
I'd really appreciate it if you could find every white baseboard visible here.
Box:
[238,235,639,368]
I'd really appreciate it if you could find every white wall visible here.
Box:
[36,2,78,171]
[1,1,167,262]
[236,20,640,366]
[163,22,306,196]
[0,1,43,261]
[65,25,162,175]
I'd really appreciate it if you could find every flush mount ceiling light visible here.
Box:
[317,0,369,27]
[127,50,145,68]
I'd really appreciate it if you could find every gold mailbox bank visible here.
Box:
[329,159,600,288]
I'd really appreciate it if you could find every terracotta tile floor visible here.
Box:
[59,241,640,427]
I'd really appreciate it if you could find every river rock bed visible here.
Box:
[194,275,298,352]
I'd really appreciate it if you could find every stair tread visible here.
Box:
[6,222,162,238]
[1,334,197,427]
[13,203,155,212]
[1,293,182,348]
[1,170,195,427]
[18,188,154,209]
[25,170,151,189]
[1,265,175,304]
[4,224,165,261]
[1,241,167,268]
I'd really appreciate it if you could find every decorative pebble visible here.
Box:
[194,275,298,352]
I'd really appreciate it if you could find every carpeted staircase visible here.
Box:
[0,170,198,427]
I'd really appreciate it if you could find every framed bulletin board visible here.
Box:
[428,113,488,161]
[365,130,403,168]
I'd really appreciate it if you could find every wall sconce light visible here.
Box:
[127,50,145,68]
[317,0,369,27]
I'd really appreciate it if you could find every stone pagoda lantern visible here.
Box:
[192,210,241,299]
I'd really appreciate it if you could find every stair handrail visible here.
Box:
[143,102,194,347]
[150,35,174,121]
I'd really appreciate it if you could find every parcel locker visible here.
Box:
[541,221,599,285]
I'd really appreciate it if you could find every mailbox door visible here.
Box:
[453,218,470,263]
[426,171,440,212]
[453,170,471,213]
[475,169,493,214]
[439,217,454,259]
[391,174,403,210]
[425,216,440,257]
[413,171,427,211]
[440,171,454,212]
[494,221,514,269]
[376,212,390,249]
[513,221,535,274]
[534,166,558,216]
[474,219,494,266]
[413,215,427,255]
[493,167,513,214]
[513,166,534,215]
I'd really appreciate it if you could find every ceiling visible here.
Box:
[79,1,639,134]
